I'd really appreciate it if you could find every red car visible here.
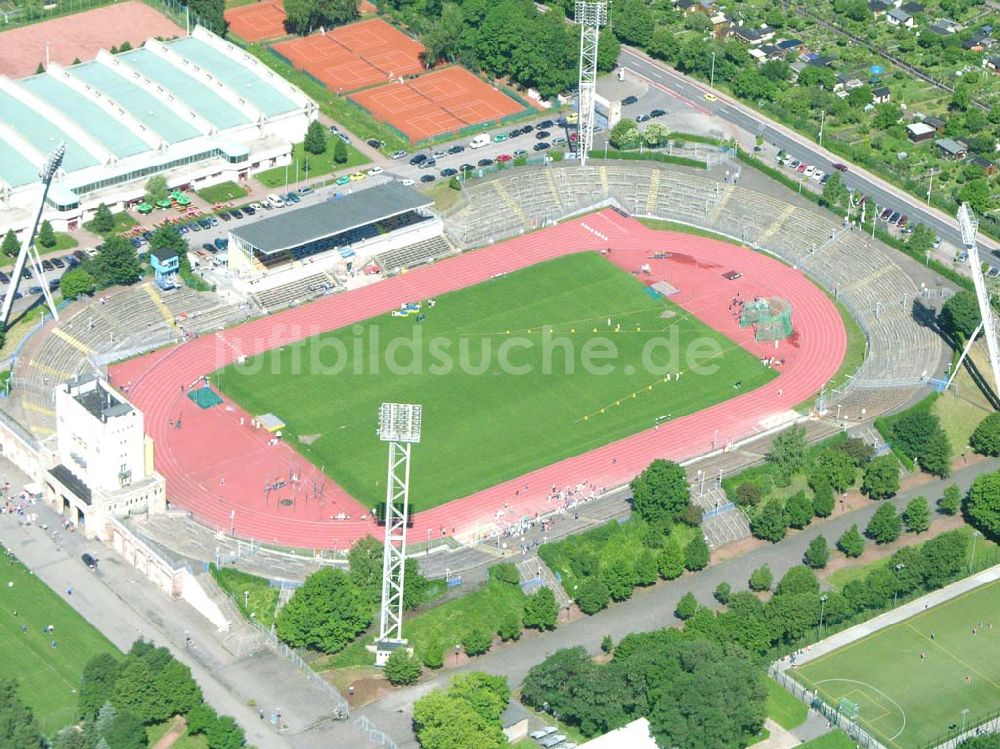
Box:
[832,163,849,172]
[496,153,513,162]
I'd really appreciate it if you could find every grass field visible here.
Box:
[791,579,1000,748]
[766,678,808,730]
[196,181,248,205]
[0,546,118,733]
[214,253,774,509]
[209,564,280,628]
[254,138,368,187]
[795,731,855,749]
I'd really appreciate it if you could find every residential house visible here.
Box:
[869,0,890,16]
[808,54,836,67]
[987,56,1000,72]
[500,704,529,744]
[710,12,730,37]
[777,38,804,53]
[845,78,865,89]
[872,86,892,103]
[833,73,849,92]
[887,8,914,26]
[906,122,936,142]
[936,139,969,159]
[731,24,775,45]
[935,18,960,32]
[923,115,946,132]
[970,156,997,176]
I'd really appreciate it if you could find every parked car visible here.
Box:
[513,149,528,157]
[50,257,64,268]
[447,145,465,154]
[418,158,437,169]
[537,119,554,129]
[335,175,351,185]
[0,272,9,283]
[266,194,285,208]
[520,125,534,134]
[440,168,458,177]
[889,211,901,224]
[897,215,908,227]
[811,169,824,182]
[284,192,300,204]
[552,137,567,146]
[366,138,384,149]
[530,728,558,740]
[650,109,666,117]
[459,163,474,172]
[214,237,228,251]
[533,142,550,151]
[957,251,969,263]
[496,153,513,162]
[420,174,435,183]
[391,150,408,160]
[28,286,42,295]
[536,130,550,140]
[41,259,53,271]
[336,132,351,144]
[230,208,244,218]
[493,133,507,142]
[409,153,428,165]
[367,166,384,176]
[328,125,339,134]
[64,256,78,267]
[73,250,87,262]
[796,163,808,173]
[243,204,256,215]
[202,243,216,253]
[297,186,313,196]
[349,171,366,181]
[788,159,800,169]
[880,208,893,220]
[636,113,650,123]
[832,163,849,172]
[621,95,638,106]
[399,178,415,186]
[81,553,97,569]
[508,128,522,139]
[477,158,494,167]
[432,149,447,159]
[218,211,231,221]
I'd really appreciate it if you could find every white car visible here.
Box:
[812,169,825,182]
[803,165,815,177]
[367,166,384,176]
[530,727,558,740]
[266,194,285,208]
[399,178,415,186]
[431,149,447,159]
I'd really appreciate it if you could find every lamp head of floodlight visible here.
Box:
[575,0,607,25]
[378,403,422,443]
[958,202,979,249]
[40,144,66,181]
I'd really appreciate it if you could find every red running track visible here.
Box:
[110,211,845,550]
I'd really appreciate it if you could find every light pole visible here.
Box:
[893,562,905,608]
[969,530,982,573]
[243,590,249,609]
[426,527,431,556]
[819,594,828,636]
[961,708,969,733]
[454,644,460,665]
[818,110,825,148]
[710,52,716,88]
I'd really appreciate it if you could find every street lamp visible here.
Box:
[710,52,716,88]
[243,590,249,609]
[961,707,970,733]
[819,594,828,635]
[454,644,461,665]
[893,563,905,608]
[969,531,982,573]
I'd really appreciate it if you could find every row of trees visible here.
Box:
[282,0,358,36]
[522,635,766,748]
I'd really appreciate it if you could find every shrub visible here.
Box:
[489,563,520,586]
[903,496,930,534]
[786,491,814,529]
[422,641,444,669]
[675,591,698,620]
[462,628,493,656]
[748,565,773,592]
[683,536,710,571]
[713,582,732,604]
[803,535,830,569]
[866,503,903,544]
[734,482,764,506]
[384,649,422,686]
[971,413,1000,456]
[657,539,685,579]
[837,524,865,558]
[938,484,962,515]
[495,609,522,642]
[812,481,834,517]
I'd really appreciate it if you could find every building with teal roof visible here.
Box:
[1,26,314,237]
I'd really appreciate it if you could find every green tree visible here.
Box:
[1,229,18,258]
[144,175,169,205]
[91,203,115,234]
[908,223,936,253]
[600,548,637,601]
[891,410,951,477]
[785,491,814,529]
[846,85,873,109]
[596,28,620,72]
[862,455,900,499]
[938,290,980,341]
[748,564,773,592]
[902,496,930,533]
[495,609,522,641]
[657,538,685,579]
[205,715,245,749]
[810,449,857,492]
[303,121,327,156]
[523,586,559,630]
[684,536,710,571]
[775,566,819,596]
[333,137,348,165]
[971,413,1000,456]
[186,0,227,35]
[111,658,162,723]
[958,179,991,215]
[448,672,510,722]
[383,649,422,686]
[35,62,45,74]
[611,0,653,46]
[767,425,807,482]
[675,591,698,620]
[837,524,865,557]
[413,690,507,749]
[37,220,56,249]
[872,102,902,129]
[803,535,830,569]
[575,576,610,614]
[635,548,659,586]
[967,471,1000,539]
[812,481,835,518]
[78,653,121,719]
[60,268,97,300]
[461,627,493,656]
[609,118,639,149]
[866,502,903,544]
[0,679,44,749]
[422,640,444,669]
[713,581,732,604]
[751,499,788,542]
[275,567,371,653]
[630,459,690,528]
[102,711,146,749]
[601,635,614,653]
[821,171,849,209]
[939,483,962,515]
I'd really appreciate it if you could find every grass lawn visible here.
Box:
[795,730,856,749]
[638,217,749,245]
[0,546,118,733]
[254,138,368,188]
[827,525,1000,591]
[214,253,774,509]
[792,579,1000,748]
[932,346,992,456]
[428,179,464,213]
[83,212,137,237]
[209,564,280,628]
[147,723,207,749]
[766,677,808,730]
[42,233,78,253]
[195,181,248,205]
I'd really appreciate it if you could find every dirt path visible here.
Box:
[151,716,187,749]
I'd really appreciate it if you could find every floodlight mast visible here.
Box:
[576,1,606,167]
[952,203,1000,401]
[1,144,65,330]
[375,403,422,661]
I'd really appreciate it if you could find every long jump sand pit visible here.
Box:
[0,1,183,77]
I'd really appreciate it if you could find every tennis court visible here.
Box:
[273,18,424,93]
[225,0,288,42]
[351,65,525,141]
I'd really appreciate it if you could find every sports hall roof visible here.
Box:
[231,183,433,254]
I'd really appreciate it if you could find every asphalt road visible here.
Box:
[618,46,999,256]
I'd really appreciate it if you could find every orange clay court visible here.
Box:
[0,1,182,78]
[225,0,377,43]
[273,18,424,93]
[351,66,525,141]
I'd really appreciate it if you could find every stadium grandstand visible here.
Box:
[0,25,314,237]
[227,181,453,309]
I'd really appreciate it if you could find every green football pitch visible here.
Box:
[792,580,1000,749]
[214,253,774,510]
[0,546,118,733]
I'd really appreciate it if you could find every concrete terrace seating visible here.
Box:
[375,235,454,273]
[445,163,942,416]
[252,272,335,313]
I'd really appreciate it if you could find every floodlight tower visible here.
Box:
[946,203,1000,400]
[1,144,64,330]
[374,402,422,666]
[576,1,607,167]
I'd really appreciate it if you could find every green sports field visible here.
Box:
[214,253,774,510]
[792,580,1000,749]
[0,546,118,733]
